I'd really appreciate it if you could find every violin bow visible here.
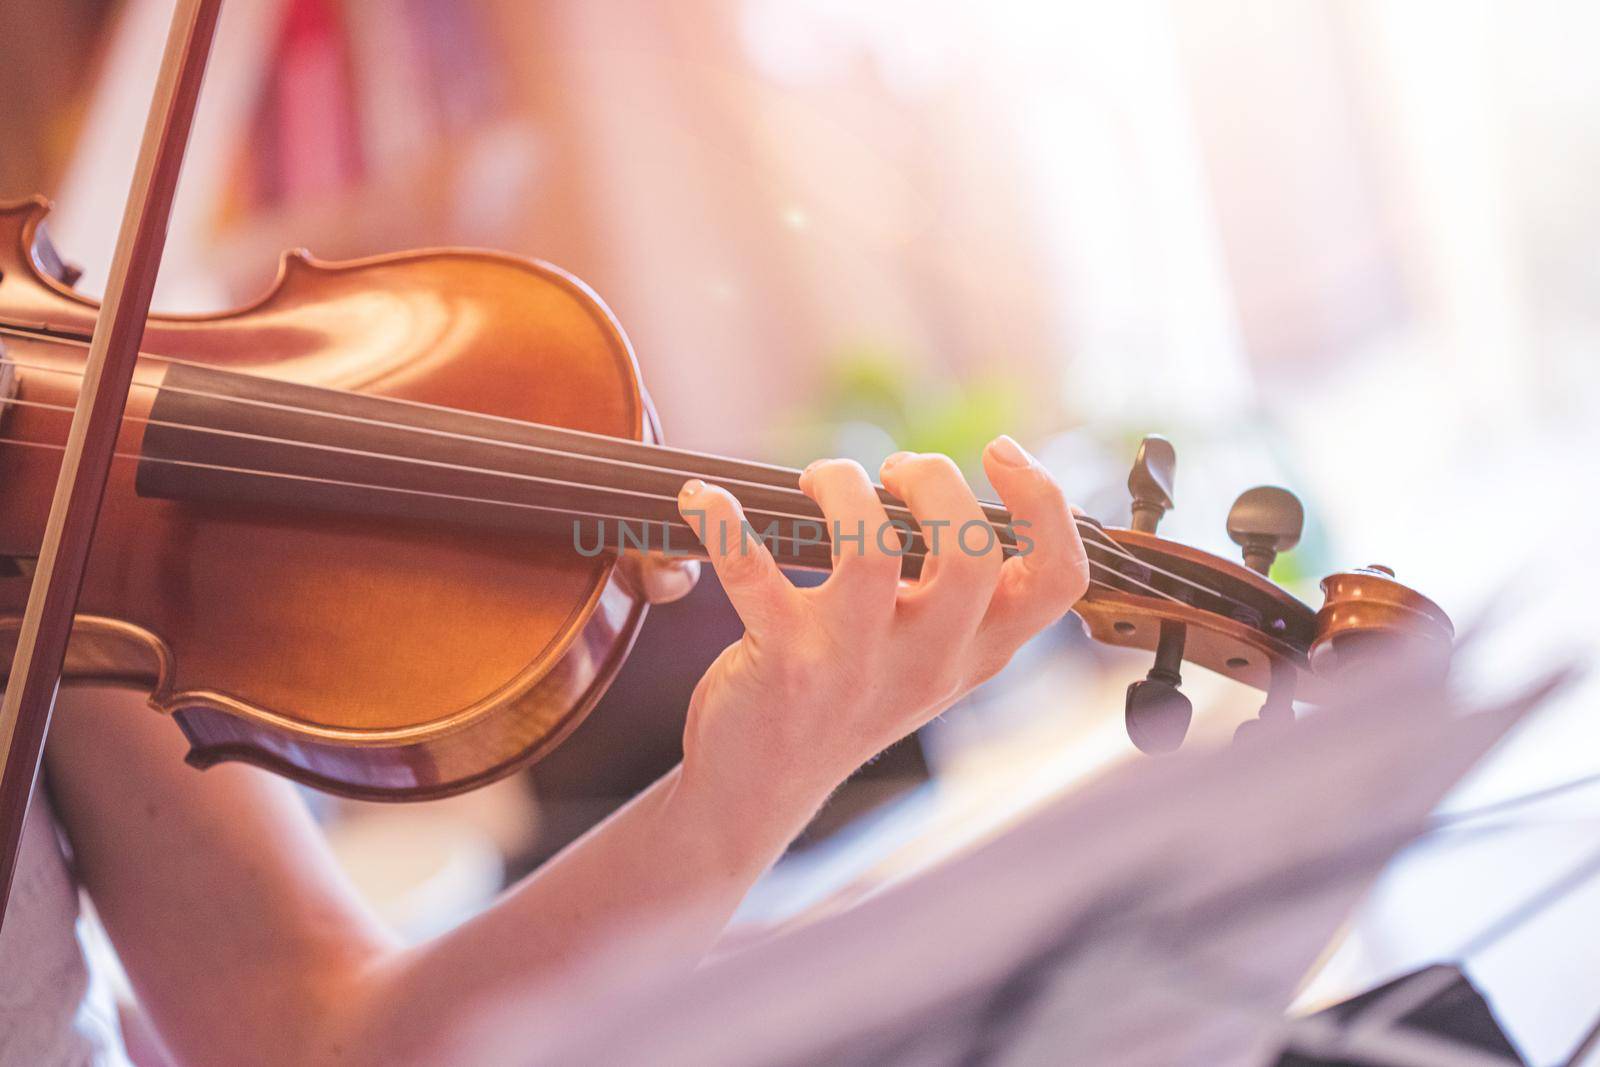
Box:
[0,0,223,929]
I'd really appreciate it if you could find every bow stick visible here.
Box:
[0,0,223,930]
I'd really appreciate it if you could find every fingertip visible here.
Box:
[797,459,820,493]
[986,434,1034,470]
[983,441,1047,502]
[681,479,738,512]
[678,478,713,529]
[800,457,875,502]
[679,481,744,556]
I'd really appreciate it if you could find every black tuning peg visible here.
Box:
[1233,660,1296,744]
[1127,435,1176,534]
[1125,620,1192,754]
[1226,486,1304,576]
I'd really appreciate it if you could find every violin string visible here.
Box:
[0,434,1186,609]
[0,343,1264,614]
[0,391,923,531]
[0,435,859,559]
[0,390,1248,617]
[0,431,1181,605]
[0,351,1029,534]
[0,326,1019,528]
[0,389,1256,617]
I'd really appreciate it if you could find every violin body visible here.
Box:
[0,197,651,799]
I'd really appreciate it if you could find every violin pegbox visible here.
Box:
[1087,437,1453,755]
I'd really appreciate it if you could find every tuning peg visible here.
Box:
[1226,486,1304,576]
[1233,661,1295,744]
[1127,435,1176,534]
[1125,620,1192,753]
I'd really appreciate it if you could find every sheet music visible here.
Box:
[506,672,1545,1067]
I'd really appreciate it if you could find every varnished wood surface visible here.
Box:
[1310,568,1454,679]
[0,197,648,798]
[1075,592,1329,701]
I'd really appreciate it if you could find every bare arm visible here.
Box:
[46,687,809,1066]
[46,436,1086,1066]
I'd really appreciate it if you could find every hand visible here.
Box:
[675,434,1088,814]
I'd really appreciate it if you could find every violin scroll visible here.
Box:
[1308,565,1454,681]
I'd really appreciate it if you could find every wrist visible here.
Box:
[670,757,834,870]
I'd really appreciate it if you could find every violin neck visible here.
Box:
[135,364,1028,578]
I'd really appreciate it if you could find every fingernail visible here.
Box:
[989,435,1033,469]
[680,478,705,501]
[881,450,913,472]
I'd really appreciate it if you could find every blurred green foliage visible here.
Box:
[777,343,1036,483]
[774,345,1331,599]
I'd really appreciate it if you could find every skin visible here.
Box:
[42,434,1088,1066]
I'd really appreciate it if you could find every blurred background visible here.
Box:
[5,0,1600,1062]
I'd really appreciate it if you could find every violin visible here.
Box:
[0,195,1455,798]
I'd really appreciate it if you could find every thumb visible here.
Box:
[614,554,702,605]
[679,479,797,637]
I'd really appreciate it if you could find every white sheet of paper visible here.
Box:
[505,677,1550,1066]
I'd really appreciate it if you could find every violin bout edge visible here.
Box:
[0,573,650,801]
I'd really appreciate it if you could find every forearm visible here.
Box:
[340,763,825,1064]
[51,684,823,1066]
